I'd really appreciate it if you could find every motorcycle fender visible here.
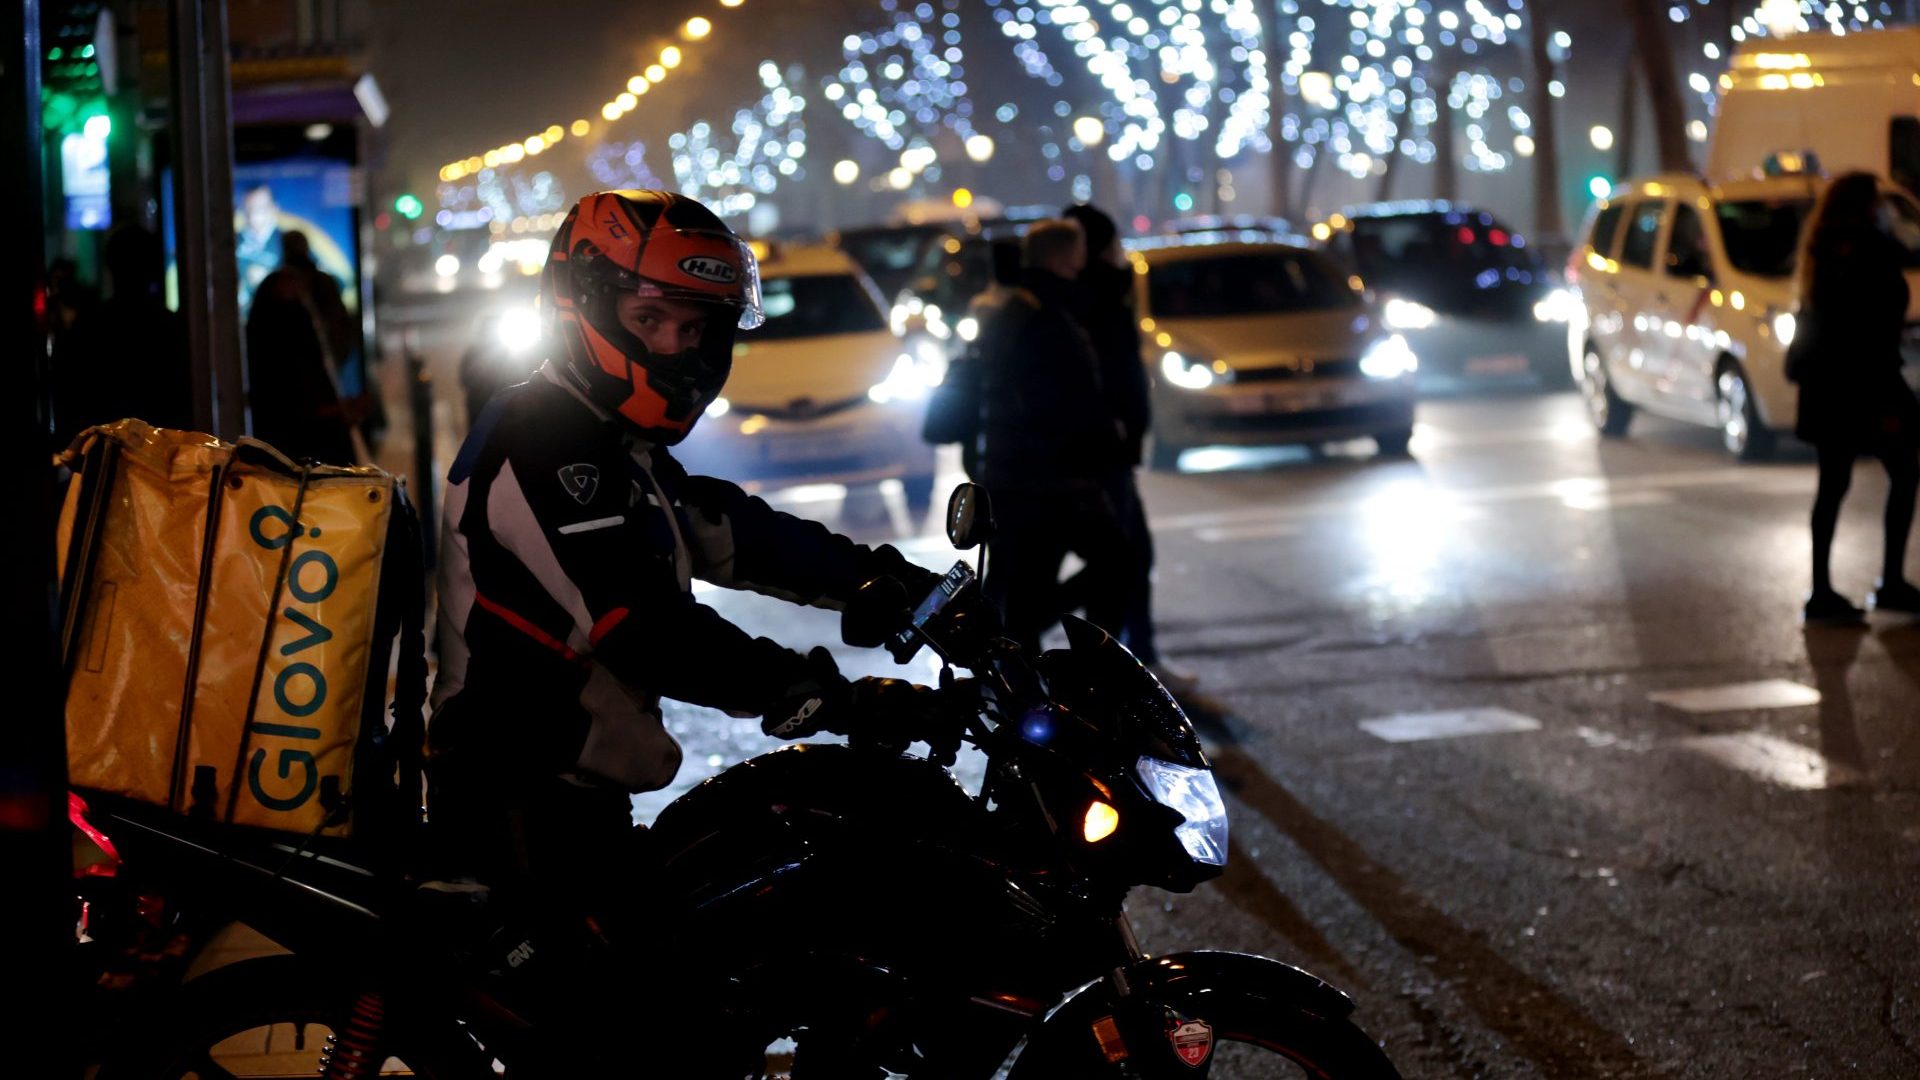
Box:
[1010,951,1354,1077]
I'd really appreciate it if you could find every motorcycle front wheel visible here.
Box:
[1007,952,1402,1080]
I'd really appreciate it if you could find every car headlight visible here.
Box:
[1383,297,1438,330]
[912,337,947,367]
[868,353,942,404]
[1160,350,1218,390]
[496,306,542,352]
[1532,287,1576,323]
[956,315,980,342]
[1359,333,1419,379]
[1135,757,1228,866]
[1772,311,1797,347]
[705,396,731,418]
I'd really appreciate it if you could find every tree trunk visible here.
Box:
[1431,68,1458,202]
[1626,0,1693,171]
[1527,6,1565,240]
[1376,140,1400,202]
[1617,62,1638,181]
[1295,143,1327,217]
[1263,3,1294,219]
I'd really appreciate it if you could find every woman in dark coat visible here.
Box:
[1788,172,1920,623]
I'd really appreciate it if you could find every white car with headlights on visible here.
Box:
[1129,239,1420,469]
[671,245,942,515]
[1567,173,1920,459]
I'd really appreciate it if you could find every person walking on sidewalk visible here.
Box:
[1788,172,1920,624]
[972,219,1136,651]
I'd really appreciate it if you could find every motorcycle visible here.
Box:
[92,483,1400,1078]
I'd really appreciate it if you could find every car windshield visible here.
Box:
[833,226,949,293]
[750,274,888,340]
[1715,198,1812,277]
[1148,251,1354,318]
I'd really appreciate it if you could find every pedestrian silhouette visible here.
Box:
[971,219,1135,651]
[52,225,194,447]
[246,230,360,464]
[1787,172,1920,623]
[923,237,1022,479]
[1060,202,1182,686]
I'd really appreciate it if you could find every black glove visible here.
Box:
[761,649,950,754]
[762,646,853,739]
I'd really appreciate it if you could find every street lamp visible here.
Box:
[888,167,912,190]
[1589,125,1614,151]
[965,134,995,162]
[1072,116,1104,147]
[684,17,711,39]
[834,159,860,185]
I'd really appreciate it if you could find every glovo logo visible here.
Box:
[244,504,340,812]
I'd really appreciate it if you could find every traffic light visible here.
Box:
[394,193,425,220]
[1586,174,1612,200]
[1172,191,1194,213]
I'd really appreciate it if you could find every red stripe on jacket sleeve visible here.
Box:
[474,590,584,663]
[589,607,631,648]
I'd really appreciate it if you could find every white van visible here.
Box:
[1709,28,1920,191]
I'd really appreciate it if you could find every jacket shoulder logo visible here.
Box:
[558,463,600,505]
[678,255,739,284]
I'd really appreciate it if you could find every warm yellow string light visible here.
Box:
[437,1,743,182]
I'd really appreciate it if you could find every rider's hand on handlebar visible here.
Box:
[761,649,963,759]
[763,646,855,740]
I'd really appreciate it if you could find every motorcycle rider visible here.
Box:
[427,192,938,1056]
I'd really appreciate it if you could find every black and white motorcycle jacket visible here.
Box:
[430,360,931,795]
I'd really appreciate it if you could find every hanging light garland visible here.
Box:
[671,61,809,218]
[826,0,976,159]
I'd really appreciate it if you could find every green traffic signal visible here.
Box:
[394,193,425,220]
[1587,175,1613,200]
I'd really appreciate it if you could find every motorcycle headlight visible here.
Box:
[1359,333,1419,379]
[1772,311,1797,347]
[1135,757,1228,866]
[1160,350,1220,391]
[868,353,942,404]
[1383,297,1438,330]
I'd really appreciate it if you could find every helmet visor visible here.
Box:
[630,226,764,330]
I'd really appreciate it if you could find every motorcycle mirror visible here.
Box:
[946,483,996,550]
[842,576,913,648]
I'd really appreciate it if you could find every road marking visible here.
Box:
[1559,490,1675,512]
[1647,679,1821,713]
[1359,707,1543,743]
[1681,731,1858,790]
[1150,466,1763,535]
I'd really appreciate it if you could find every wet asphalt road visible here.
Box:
[388,310,1919,1077]
[646,393,1917,1080]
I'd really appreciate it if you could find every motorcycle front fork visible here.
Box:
[317,989,388,1079]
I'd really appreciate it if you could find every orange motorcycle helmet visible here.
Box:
[541,190,763,443]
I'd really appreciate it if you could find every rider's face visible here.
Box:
[618,294,712,355]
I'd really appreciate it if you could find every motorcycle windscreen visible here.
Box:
[1049,615,1207,769]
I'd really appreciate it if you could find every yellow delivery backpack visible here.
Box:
[55,420,427,844]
